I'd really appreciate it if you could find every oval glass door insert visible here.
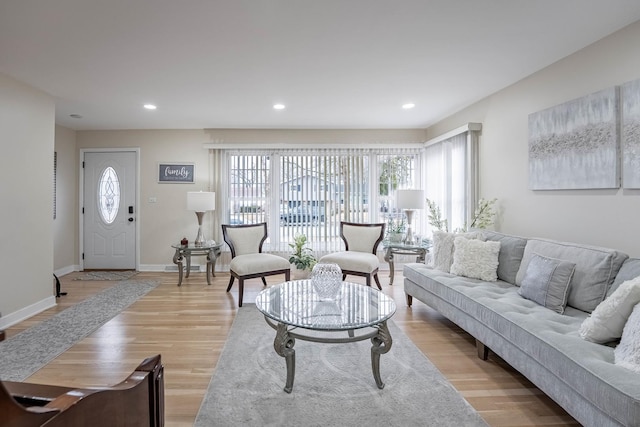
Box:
[97,166,121,224]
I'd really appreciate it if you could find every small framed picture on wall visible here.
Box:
[158,162,195,183]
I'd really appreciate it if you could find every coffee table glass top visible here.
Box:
[255,280,396,331]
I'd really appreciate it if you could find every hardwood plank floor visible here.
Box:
[4,270,580,426]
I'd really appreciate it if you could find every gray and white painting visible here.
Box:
[528,87,619,190]
[622,78,640,188]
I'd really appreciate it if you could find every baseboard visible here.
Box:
[0,296,57,329]
[54,264,79,277]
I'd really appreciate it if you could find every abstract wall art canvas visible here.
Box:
[528,87,620,190]
[622,78,640,188]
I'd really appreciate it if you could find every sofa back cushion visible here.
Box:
[608,258,640,297]
[481,230,527,284]
[515,238,628,313]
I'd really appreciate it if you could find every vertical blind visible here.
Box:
[424,132,470,234]
[221,147,421,256]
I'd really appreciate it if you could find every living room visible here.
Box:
[2,2,640,426]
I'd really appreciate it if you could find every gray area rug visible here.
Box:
[195,305,487,427]
[73,270,138,281]
[0,279,159,381]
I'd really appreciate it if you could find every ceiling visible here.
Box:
[2,1,640,131]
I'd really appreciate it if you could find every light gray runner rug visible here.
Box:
[73,270,138,281]
[0,279,159,381]
[195,305,487,427]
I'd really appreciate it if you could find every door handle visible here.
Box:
[128,217,134,222]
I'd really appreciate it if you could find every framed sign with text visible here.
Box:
[158,163,195,183]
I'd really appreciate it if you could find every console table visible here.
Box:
[383,240,430,285]
[171,242,222,286]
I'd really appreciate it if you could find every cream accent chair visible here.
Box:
[319,221,385,289]
[222,222,291,307]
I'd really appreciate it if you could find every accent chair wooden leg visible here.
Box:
[238,280,244,307]
[406,294,413,307]
[373,273,382,290]
[476,339,489,360]
[285,271,290,281]
[0,330,5,341]
[261,277,268,287]
[365,275,371,287]
[226,276,235,292]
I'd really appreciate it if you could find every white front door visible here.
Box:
[83,151,137,269]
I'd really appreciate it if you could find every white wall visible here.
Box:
[54,125,78,274]
[0,73,56,327]
[426,21,640,257]
[76,128,425,269]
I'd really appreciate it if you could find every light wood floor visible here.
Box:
[5,270,580,427]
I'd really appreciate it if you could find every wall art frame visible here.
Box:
[528,87,620,190]
[622,78,640,189]
[158,162,195,183]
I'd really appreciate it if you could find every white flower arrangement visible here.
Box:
[426,198,497,233]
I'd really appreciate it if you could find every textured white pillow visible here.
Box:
[614,303,640,373]
[432,231,482,273]
[580,276,640,343]
[450,236,501,281]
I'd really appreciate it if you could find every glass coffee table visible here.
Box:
[255,280,396,393]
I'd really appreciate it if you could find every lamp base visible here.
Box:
[194,211,206,247]
[403,209,416,246]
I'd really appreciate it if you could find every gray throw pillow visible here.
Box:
[481,230,527,284]
[519,253,576,314]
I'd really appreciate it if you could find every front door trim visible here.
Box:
[79,148,141,271]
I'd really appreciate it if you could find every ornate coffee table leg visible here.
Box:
[274,322,296,393]
[371,321,393,389]
[172,248,184,286]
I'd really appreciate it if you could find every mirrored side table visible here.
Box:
[171,242,223,286]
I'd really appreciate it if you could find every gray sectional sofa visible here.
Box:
[403,231,640,427]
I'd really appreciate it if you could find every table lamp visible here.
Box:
[187,191,216,247]
[396,189,424,245]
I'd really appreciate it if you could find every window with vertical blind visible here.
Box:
[223,148,422,255]
[424,123,481,235]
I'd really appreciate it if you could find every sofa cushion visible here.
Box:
[431,231,482,273]
[580,276,640,343]
[518,253,575,314]
[481,230,527,284]
[609,258,640,297]
[614,303,640,373]
[450,236,500,281]
[515,238,629,313]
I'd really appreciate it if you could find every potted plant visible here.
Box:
[386,216,406,243]
[288,234,317,279]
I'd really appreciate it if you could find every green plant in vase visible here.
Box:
[386,216,406,243]
[288,234,317,278]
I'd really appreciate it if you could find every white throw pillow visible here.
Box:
[614,303,640,374]
[449,236,500,281]
[432,231,482,273]
[580,276,640,343]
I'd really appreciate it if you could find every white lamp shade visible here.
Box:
[187,191,216,212]
[396,189,424,210]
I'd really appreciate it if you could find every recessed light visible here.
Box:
[69,114,83,119]
[144,104,157,110]
[402,103,415,110]
[273,104,286,110]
